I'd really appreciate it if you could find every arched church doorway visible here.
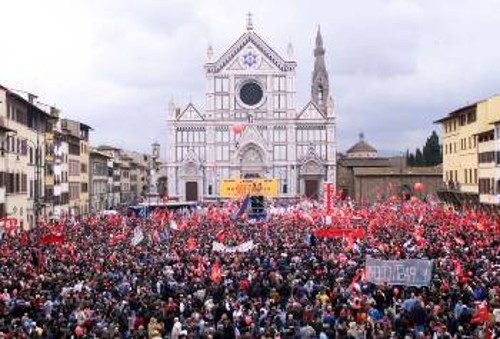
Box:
[185,182,198,202]
[239,143,266,178]
[300,159,325,200]
[305,179,319,199]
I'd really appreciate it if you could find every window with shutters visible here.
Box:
[21,174,27,193]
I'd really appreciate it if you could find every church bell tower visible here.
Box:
[311,27,329,113]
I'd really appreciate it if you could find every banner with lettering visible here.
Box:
[365,256,433,287]
[212,240,255,253]
[314,227,363,239]
[323,182,334,213]
[220,179,278,198]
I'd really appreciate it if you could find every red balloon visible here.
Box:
[75,326,84,336]
[414,182,424,192]
[410,196,420,204]
[232,124,244,135]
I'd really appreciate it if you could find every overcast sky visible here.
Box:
[1,0,499,156]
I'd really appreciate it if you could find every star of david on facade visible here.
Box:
[242,51,258,67]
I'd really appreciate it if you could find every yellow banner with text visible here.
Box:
[220,178,278,198]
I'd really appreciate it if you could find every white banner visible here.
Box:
[365,256,433,287]
[131,227,144,246]
[212,240,255,253]
[170,220,178,230]
[325,215,332,225]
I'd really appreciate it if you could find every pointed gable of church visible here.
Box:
[237,125,269,150]
[297,101,326,120]
[206,31,296,73]
[177,103,204,121]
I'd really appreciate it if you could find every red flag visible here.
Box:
[108,251,117,263]
[161,211,168,224]
[215,229,225,243]
[68,243,76,259]
[354,227,364,239]
[20,231,28,247]
[210,261,222,283]
[109,235,117,247]
[345,235,354,252]
[87,216,97,227]
[187,237,196,251]
[178,220,187,230]
[52,222,64,234]
[471,302,489,324]
[471,302,491,339]
[40,232,49,243]
[51,233,64,245]
[441,279,449,293]
[453,260,464,278]
[349,269,364,293]
[302,213,314,224]
[109,231,126,246]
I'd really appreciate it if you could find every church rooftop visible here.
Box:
[346,133,377,154]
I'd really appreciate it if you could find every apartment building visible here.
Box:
[125,151,150,203]
[53,118,69,217]
[476,119,500,205]
[62,119,92,216]
[0,85,51,229]
[97,145,152,207]
[80,126,91,215]
[119,158,132,205]
[112,161,121,207]
[90,148,111,212]
[42,107,59,216]
[97,145,123,208]
[435,94,500,207]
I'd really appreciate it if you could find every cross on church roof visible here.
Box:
[246,12,254,31]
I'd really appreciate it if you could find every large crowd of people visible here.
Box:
[0,196,498,338]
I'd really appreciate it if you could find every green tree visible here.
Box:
[406,131,443,167]
[415,148,424,166]
[406,149,415,166]
[422,130,442,166]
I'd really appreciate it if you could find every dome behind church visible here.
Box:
[346,133,378,158]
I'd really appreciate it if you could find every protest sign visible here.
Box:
[212,240,255,253]
[365,256,433,287]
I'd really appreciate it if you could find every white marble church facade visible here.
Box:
[166,16,336,201]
